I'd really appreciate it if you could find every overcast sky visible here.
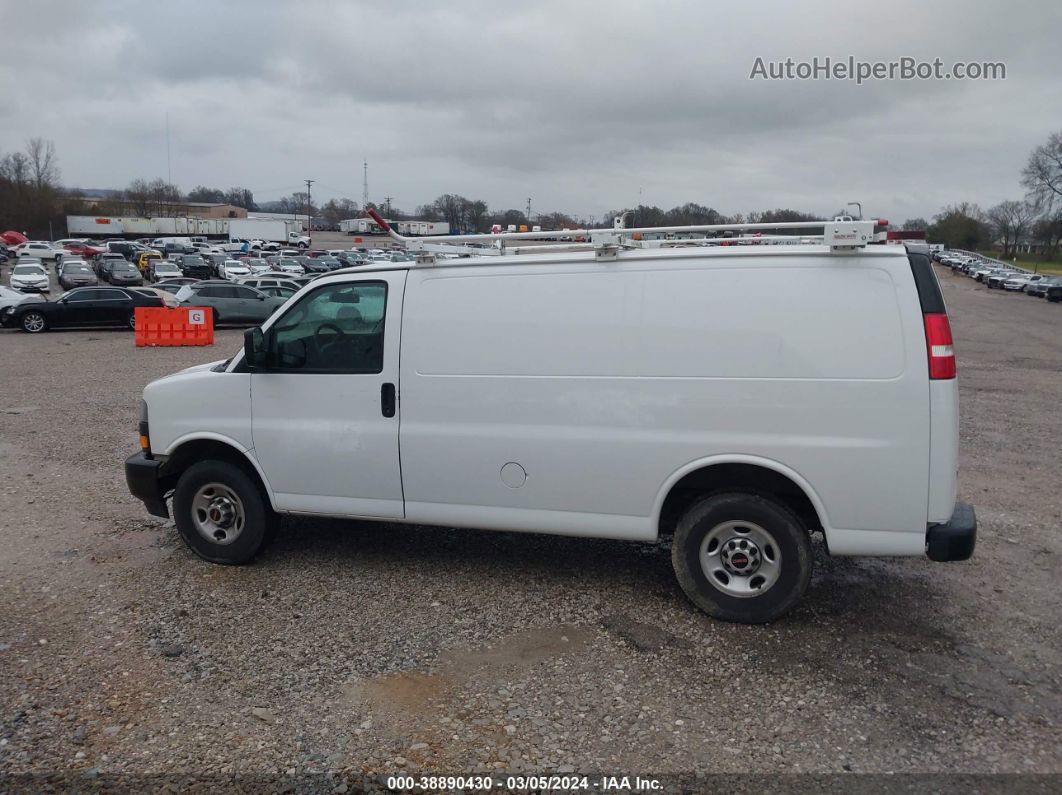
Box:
[2,0,1059,222]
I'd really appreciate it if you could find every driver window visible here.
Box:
[271,282,387,373]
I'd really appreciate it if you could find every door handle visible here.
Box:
[381,382,396,418]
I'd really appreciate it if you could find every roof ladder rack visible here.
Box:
[365,209,876,263]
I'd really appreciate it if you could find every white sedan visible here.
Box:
[10,261,50,293]
[220,260,252,281]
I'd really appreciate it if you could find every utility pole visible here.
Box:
[384,196,392,216]
[305,179,315,232]
[165,112,172,185]
[363,160,369,210]
[526,197,532,225]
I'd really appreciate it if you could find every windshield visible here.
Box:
[157,262,179,270]
[65,265,91,273]
[14,264,45,274]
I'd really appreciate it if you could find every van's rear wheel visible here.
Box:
[671,492,812,623]
[173,460,276,564]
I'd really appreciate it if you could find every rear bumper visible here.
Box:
[926,501,976,562]
[125,452,170,519]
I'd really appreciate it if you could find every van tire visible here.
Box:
[671,492,812,623]
[172,460,276,564]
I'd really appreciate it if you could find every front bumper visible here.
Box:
[926,501,977,562]
[125,452,169,519]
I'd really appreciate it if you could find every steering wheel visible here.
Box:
[314,322,347,347]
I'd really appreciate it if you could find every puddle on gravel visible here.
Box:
[344,625,594,717]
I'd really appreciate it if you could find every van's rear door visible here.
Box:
[250,272,407,518]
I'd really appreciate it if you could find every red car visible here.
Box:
[64,242,104,258]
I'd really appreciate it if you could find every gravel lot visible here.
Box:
[0,263,1059,790]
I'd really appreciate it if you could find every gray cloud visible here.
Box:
[1,0,1059,220]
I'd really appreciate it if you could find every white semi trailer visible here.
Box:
[339,218,450,235]
[228,218,310,248]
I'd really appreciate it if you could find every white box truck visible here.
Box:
[229,218,311,248]
[124,223,975,623]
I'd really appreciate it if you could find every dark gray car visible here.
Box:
[103,260,144,286]
[175,280,287,326]
[58,262,99,290]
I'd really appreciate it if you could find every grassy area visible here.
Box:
[979,250,1062,275]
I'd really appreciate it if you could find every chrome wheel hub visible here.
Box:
[191,483,245,545]
[700,520,782,598]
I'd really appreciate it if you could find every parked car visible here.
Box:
[276,257,305,276]
[238,276,302,292]
[148,259,184,282]
[101,260,144,286]
[174,280,287,326]
[0,284,45,324]
[135,251,163,273]
[94,252,127,277]
[219,259,252,281]
[1047,282,1062,303]
[203,253,228,276]
[10,261,50,293]
[175,254,213,280]
[15,241,63,262]
[243,258,271,275]
[57,257,90,275]
[125,234,975,623]
[1026,276,1062,297]
[58,261,98,290]
[985,271,1020,289]
[53,238,89,248]
[296,256,330,274]
[334,251,369,267]
[132,286,180,308]
[1002,274,1044,292]
[3,286,163,332]
[153,278,200,296]
[63,242,104,259]
[255,285,298,300]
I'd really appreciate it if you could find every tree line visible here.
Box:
[3,131,1062,252]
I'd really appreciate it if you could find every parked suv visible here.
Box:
[125,224,976,623]
[175,254,213,280]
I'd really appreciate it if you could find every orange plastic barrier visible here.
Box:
[135,307,214,347]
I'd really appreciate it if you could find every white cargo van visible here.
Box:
[126,220,975,623]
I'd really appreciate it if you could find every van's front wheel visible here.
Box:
[671,492,812,623]
[173,460,276,564]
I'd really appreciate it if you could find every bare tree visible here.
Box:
[987,200,1038,257]
[124,179,152,216]
[0,151,31,186]
[26,137,59,189]
[1021,131,1062,210]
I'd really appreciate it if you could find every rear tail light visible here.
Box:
[924,313,956,379]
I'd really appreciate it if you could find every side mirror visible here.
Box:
[244,326,269,369]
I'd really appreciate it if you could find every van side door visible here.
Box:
[249,273,407,517]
